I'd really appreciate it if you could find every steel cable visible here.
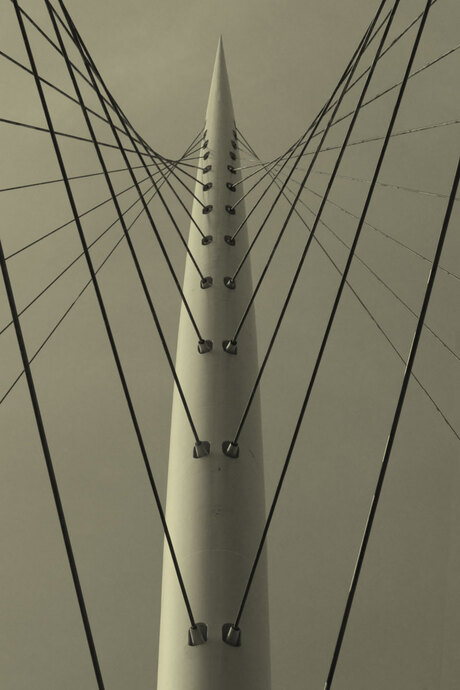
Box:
[324,151,459,690]
[13,0,201,631]
[229,0,433,631]
[238,131,459,442]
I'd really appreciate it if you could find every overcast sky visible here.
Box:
[1,1,459,688]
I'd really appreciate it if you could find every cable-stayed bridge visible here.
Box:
[0,1,459,688]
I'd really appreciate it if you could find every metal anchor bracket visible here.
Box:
[222,441,239,458]
[200,276,213,289]
[197,339,213,354]
[188,622,208,646]
[222,623,241,646]
[193,441,210,458]
[222,339,238,354]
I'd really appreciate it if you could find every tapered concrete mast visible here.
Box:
[156,39,271,690]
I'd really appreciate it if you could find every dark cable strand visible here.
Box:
[310,41,460,145]
[230,0,390,341]
[231,0,398,438]
[54,0,203,443]
[260,3,447,171]
[231,0,433,630]
[299,182,460,283]
[13,0,199,630]
[12,0,170,163]
[0,49,148,149]
[0,159,165,195]
[0,239,106,689]
[312,166,460,201]
[1,133,199,405]
[0,115,155,157]
[286,118,460,163]
[53,0,208,245]
[227,23,374,246]
[1,180,162,407]
[0,176,160,336]
[4,171,159,261]
[239,132,459,441]
[46,3,206,339]
[324,152,460,690]
[281,184,460,364]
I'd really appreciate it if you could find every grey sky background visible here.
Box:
[1,0,459,688]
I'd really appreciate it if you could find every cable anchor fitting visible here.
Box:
[202,204,213,215]
[231,140,238,150]
[222,442,239,459]
[203,182,213,192]
[203,151,210,160]
[202,140,209,149]
[229,151,237,161]
[222,339,238,355]
[224,235,235,246]
[227,164,236,174]
[203,165,212,174]
[197,339,213,354]
[193,441,210,459]
[201,235,213,245]
[200,276,213,289]
[223,276,236,289]
[226,182,236,192]
[222,623,241,646]
[225,205,235,215]
[188,622,208,646]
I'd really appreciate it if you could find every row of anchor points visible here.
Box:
[198,130,239,350]
[193,131,241,461]
[188,622,241,647]
[193,439,239,459]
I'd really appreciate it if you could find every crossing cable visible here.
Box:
[269,0,440,168]
[324,153,460,690]
[12,1,202,632]
[324,0,439,125]
[53,0,210,240]
[227,0,397,438]
[0,115,158,158]
[3,170,159,261]
[51,1,208,276]
[0,240,106,688]
[130,130,210,249]
[0,49,150,150]
[228,0,433,632]
[0,135,198,406]
[225,4,384,182]
[299,182,460,283]
[238,131,459,442]
[232,1,394,174]
[228,154,295,215]
[0,180,163,407]
[283,185,460,363]
[225,7,383,248]
[270,167,460,283]
[0,176,160,336]
[228,144,309,243]
[50,2,206,179]
[9,0,172,163]
[50,0,206,431]
[141,157,208,242]
[312,166,460,201]
[309,41,460,148]
[227,0,391,345]
[287,118,460,163]
[45,3,206,342]
[0,160,165,195]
